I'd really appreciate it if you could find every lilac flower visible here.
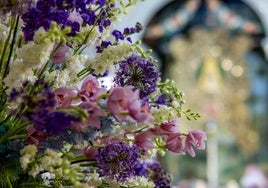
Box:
[114,54,160,99]
[96,141,141,182]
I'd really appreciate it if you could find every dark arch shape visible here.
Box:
[142,0,267,77]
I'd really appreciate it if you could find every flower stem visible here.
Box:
[0,17,16,77]
[2,15,20,80]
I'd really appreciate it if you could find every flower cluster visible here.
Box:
[0,0,206,187]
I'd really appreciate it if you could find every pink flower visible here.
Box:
[151,119,180,135]
[107,86,153,124]
[52,43,70,64]
[80,101,107,128]
[130,101,154,124]
[54,87,78,108]
[134,131,155,151]
[185,130,207,157]
[165,133,185,154]
[79,75,107,102]
[83,146,98,159]
[26,125,47,145]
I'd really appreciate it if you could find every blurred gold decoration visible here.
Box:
[168,27,258,155]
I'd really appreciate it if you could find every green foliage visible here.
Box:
[157,79,200,120]
[0,159,20,188]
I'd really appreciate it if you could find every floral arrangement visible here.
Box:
[0,0,206,187]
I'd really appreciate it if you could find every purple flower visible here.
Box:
[114,54,160,99]
[81,9,96,25]
[123,22,143,35]
[96,40,112,53]
[43,111,78,136]
[96,142,141,182]
[146,161,171,188]
[112,30,124,40]
[21,0,83,40]
[96,0,106,6]
[155,96,167,106]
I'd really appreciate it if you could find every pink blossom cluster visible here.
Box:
[134,120,207,157]
[53,75,154,129]
[27,75,206,157]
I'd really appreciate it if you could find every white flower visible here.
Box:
[151,105,178,125]
[85,172,102,187]
[124,176,155,188]
[20,145,38,170]
[44,69,70,88]
[28,165,44,177]
[88,42,133,75]
[40,149,63,171]
[16,41,54,69]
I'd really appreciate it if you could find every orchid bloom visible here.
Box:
[134,131,155,151]
[165,133,185,154]
[79,75,107,102]
[107,86,153,124]
[79,101,107,129]
[151,119,180,136]
[54,86,78,108]
[185,130,207,157]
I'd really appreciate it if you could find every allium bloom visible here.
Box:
[185,130,207,157]
[96,142,141,182]
[114,54,160,99]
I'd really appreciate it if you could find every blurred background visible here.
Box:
[117,0,268,187]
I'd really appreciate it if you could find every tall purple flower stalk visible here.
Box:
[21,0,112,40]
[9,80,77,136]
[96,141,141,182]
[114,54,160,99]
